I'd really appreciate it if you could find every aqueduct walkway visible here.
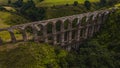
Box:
[0,9,116,47]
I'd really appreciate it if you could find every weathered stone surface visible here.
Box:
[0,9,115,46]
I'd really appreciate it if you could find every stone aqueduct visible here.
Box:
[0,9,115,46]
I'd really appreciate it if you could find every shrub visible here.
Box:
[0,6,6,11]
[84,0,91,10]
[73,1,79,6]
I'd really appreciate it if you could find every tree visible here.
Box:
[73,1,79,6]
[84,0,91,10]
[13,0,23,7]
[107,0,118,6]
[0,6,6,11]
[19,0,45,21]
[8,0,11,4]
[100,0,107,7]
[38,0,44,2]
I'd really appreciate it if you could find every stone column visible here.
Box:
[77,19,81,41]
[61,22,65,46]
[8,29,17,43]
[90,26,94,37]
[21,29,27,41]
[94,19,98,33]
[68,22,72,43]
[52,23,57,45]
[96,15,103,32]
[77,29,80,41]
[43,26,48,43]
[90,20,95,37]
[33,28,39,42]
[84,25,89,39]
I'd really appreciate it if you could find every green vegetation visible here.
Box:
[0,9,120,68]
[84,0,91,10]
[0,42,68,68]
[0,0,120,68]
[36,0,98,7]
[0,11,28,42]
[0,0,99,7]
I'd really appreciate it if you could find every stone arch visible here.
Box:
[63,19,70,43]
[46,22,53,34]
[80,16,87,26]
[91,14,99,26]
[79,16,88,39]
[103,11,110,21]
[99,11,109,23]
[37,24,44,36]
[24,25,34,41]
[92,13,99,22]
[12,29,23,41]
[55,20,63,32]
[5,28,18,43]
[36,24,44,42]
[46,22,54,44]
[64,19,70,29]
[71,18,79,41]
[55,20,64,45]
[87,15,94,24]
[72,18,79,28]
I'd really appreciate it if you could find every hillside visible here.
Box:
[0,0,120,68]
[0,11,29,42]
[0,11,28,28]
[0,0,99,6]
[36,0,99,7]
[0,42,68,68]
[0,9,120,68]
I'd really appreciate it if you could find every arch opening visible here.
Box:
[72,18,78,28]
[64,20,69,30]
[56,20,62,32]
[88,15,94,24]
[13,29,23,41]
[81,16,87,26]
[25,26,34,41]
[0,31,11,43]
[37,24,44,42]
[46,23,53,34]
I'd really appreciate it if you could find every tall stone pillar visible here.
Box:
[43,26,48,43]
[21,29,27,41]
[52,23,57,45]
[96,15,103,32]
[33,28,39,42]
[61,22,65,46]
[94,19,98,33]
[85,25,89,39]
[8,29,17,43]
[77,19,81,41]
[68,22,72,43]
[90,20,95,37]
[90,26,94,37]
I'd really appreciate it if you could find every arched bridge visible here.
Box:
[0,9,116,46]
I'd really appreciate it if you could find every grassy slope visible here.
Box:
[0,0,99,6]
[0,11,10,28]
[37,0,99,6]
[0,42,68,68]
[0,11,29,42]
